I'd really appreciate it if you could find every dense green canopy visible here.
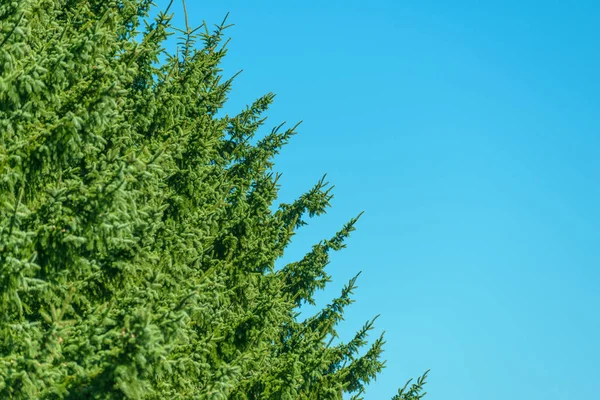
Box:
[0,1,427,398]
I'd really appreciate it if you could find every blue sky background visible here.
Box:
[155,1,600,398]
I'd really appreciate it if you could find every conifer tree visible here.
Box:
[0,1,428,398]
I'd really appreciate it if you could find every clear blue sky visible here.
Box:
[156,1,600,398]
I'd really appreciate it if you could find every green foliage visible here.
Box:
[392,371,429,400]
[0,1,427,398]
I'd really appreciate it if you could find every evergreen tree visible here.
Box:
[0,1,428,398]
